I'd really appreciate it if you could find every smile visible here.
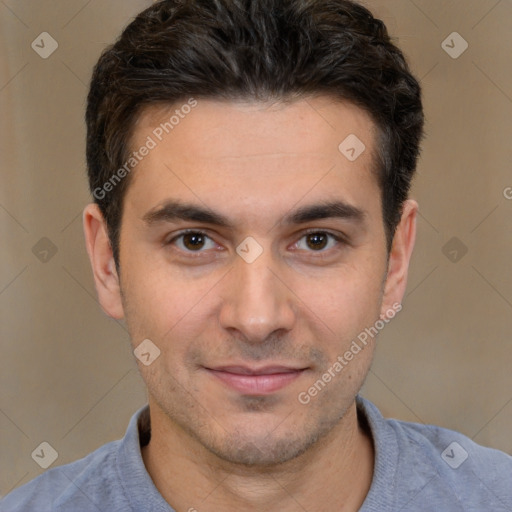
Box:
[204,366,307,394]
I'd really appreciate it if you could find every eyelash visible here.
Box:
[165,228,347,256]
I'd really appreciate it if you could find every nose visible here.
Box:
[218,245,296,343]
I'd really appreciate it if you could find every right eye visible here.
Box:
[166,230,218,252]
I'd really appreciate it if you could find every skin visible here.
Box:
[83,96,417,512]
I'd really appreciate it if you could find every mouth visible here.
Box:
[204,365,308,395]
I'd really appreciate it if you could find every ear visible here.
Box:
[380,199,417,318]
[83,203,125,319]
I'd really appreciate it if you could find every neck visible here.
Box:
[141,399,374,512]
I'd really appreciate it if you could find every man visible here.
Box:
[3,0,511,511]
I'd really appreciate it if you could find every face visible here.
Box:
[85,96,416,466]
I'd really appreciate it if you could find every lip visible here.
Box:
[205,365,307,394]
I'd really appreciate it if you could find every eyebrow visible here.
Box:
[142,201,233,227]
[142,199,366,228]
[284,201,365,225]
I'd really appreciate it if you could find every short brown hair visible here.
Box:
[86,0,424,268]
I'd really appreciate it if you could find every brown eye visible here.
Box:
[168,231,216,252]
[294,231,344,253]
[182,232,206,251]
[306,233,329,250]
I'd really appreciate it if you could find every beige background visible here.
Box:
[1,0,511,497]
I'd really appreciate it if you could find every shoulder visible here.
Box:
[1,439,129,512]
[357,396,512,511]
[391,414,512,472]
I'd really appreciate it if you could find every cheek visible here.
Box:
[294,261,384,335]
[123,251,209,324]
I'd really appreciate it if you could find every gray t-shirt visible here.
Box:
[2,396,511,511]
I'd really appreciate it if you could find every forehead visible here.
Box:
[124,97,381,223]
[132,96,377,161]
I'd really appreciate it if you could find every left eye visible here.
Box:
[294,232,343,252]
[170,231,217,252]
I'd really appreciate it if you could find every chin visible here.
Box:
[198,411,338,468]
[207,432,314,467]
